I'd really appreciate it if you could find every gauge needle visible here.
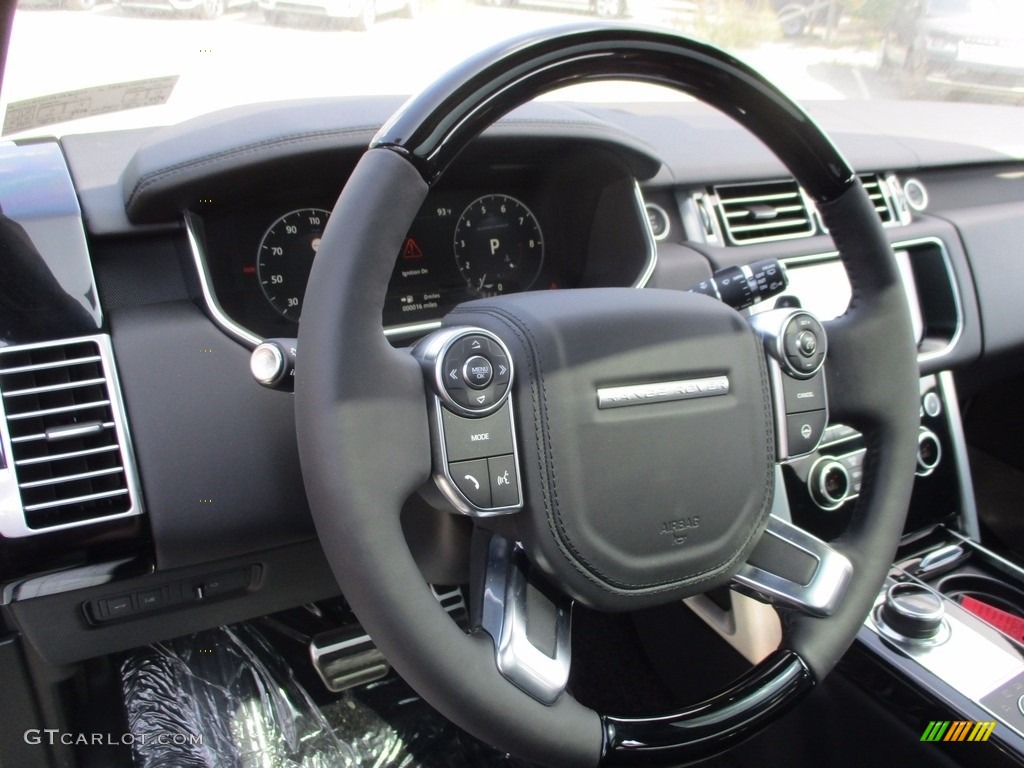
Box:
[477,274,488,291]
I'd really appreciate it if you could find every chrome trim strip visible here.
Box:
[732,514,853,617]
[481,535,571,705]
[939,371,981,541]
[0,335,145,538]
[384,320,444,340]
[184,213,263,349]
[596,375,730,410]
[631,180,658,289]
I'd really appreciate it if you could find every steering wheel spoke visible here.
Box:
[475,533,573,705]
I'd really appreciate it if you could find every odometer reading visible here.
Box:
[454,194,543,298]
[256,208,330,321]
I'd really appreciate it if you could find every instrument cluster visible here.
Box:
[198,153,653,343]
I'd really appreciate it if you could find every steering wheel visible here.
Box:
[295,24,920,767]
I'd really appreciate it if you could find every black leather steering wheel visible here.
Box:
[295,24,920,767]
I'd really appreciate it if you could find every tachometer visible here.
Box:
[256,208,330,321]
[454,195,543,298]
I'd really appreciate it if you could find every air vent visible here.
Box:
[713,180,815,245]
[0,336,141,536]
[859,173,898,225]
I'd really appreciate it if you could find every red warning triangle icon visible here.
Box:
[401,238,424,260]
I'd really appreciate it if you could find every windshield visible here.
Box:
[3,0,1022,138]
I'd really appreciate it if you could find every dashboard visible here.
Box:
[3,87,1024,764]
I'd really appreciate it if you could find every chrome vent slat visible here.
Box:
[10,421,116,444]
[724,204,806,219]
[6,399,112,420]
[728,218,812,234]
[19,466,125,489]
[0,336,142,535]
[718,191,801,205]
[23,488,129,514]
[14,443,120,467]
[1,377,106,398]
[0,355,102,376]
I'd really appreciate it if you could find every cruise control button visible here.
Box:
[786,410,827,456]
[442,405,515,462]
[786,353,820,376]
[449,459,491,508]
[488,454,520,508]
[463,355,493,389]
[782,371,826,414]
[797,330,818,357]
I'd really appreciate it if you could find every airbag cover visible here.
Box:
[447,288,775,611]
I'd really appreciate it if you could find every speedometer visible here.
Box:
[256,208,330,321]
[454,195,543,298]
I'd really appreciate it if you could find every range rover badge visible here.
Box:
[597,376,730,410]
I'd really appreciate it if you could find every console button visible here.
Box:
[137,588,164,611]
[786,410,827,456]
[782,371,826,414]
[488,454,520,508]
[107,594,134,618]
[449,459,491,508]
[442,405,515,462]
[203,568,252,598]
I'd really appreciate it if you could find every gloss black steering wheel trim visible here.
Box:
[296,23,920,768]
[371,24,855,203]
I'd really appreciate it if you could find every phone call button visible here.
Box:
[449,458,491,508]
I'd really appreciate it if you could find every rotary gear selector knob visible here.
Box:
[878,582,946,642]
